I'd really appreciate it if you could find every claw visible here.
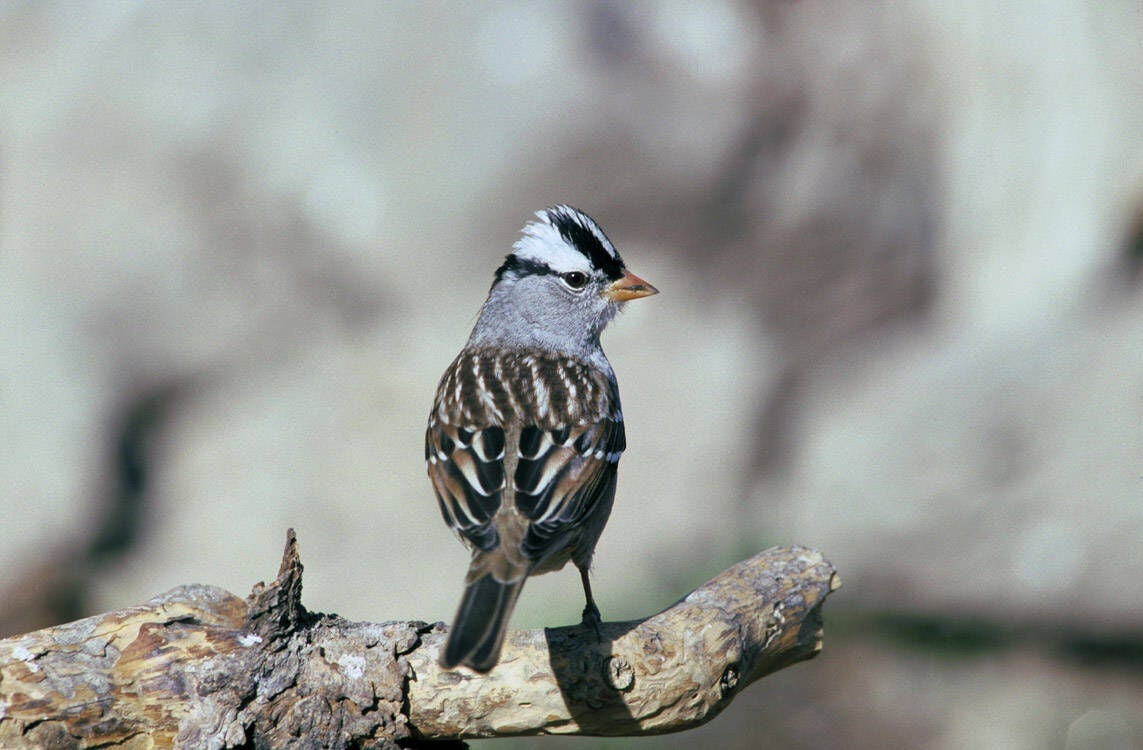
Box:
[581,601,603,639]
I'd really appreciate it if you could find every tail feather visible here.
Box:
[441,574,525,672]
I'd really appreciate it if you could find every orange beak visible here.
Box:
[602,269,659,302]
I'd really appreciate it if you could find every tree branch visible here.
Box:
[0,531,839,748]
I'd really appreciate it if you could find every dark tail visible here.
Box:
[441,574,525,672]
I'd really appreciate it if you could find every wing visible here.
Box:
[427,348,519,552]
[427,420,506,551]
[515,416,625,562]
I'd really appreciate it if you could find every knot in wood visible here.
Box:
[604,655,634,691]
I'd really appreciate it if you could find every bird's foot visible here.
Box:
[581,602,603,639]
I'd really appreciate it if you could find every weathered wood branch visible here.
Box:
[0,531,839,748]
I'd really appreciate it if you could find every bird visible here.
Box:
[426,205,658,672]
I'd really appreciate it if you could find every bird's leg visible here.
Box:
[578,565,603,638]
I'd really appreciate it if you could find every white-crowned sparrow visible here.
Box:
[426,205,658,672]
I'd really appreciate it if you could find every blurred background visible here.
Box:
[2,2,1141,748]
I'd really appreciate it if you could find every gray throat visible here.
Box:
[466,291,611,368]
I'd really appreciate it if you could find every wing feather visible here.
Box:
[520,417,624,559]
[428,420,504,551]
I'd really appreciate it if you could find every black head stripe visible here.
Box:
[492,254,556,288]
[546,207,625,281]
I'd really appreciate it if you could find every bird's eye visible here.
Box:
[561,271,589,290]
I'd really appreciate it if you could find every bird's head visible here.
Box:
[469,205,658,353]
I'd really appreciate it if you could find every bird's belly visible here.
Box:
[530,544,574,576]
